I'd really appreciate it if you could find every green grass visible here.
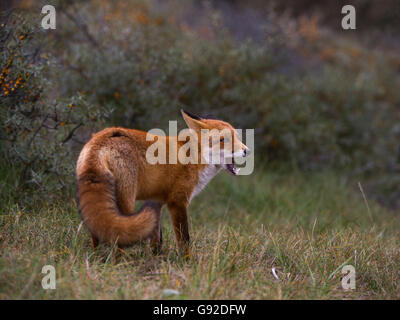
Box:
[0,166,399,299]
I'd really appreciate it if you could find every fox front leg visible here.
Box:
[168,202,190,257]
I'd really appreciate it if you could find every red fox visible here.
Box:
[76,110,249,254]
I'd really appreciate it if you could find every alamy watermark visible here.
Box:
[40,4,356,31]
[41,5,56,30]
[341,265,356,290]
[41,265,56,289]
[145,121,254,175]
[342,5,356,30]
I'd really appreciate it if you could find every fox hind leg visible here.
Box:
[151,219,163,254]
[136,200,163,254]
[91,234,99,249]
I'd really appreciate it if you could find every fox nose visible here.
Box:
[243,147,250,157]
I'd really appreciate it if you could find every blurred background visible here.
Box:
[1,0,400,208]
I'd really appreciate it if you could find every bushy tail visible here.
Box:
[77,169,160,247]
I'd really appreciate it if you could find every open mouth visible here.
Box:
[224,157,239,175]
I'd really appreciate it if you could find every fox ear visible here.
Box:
[181,109,208,131]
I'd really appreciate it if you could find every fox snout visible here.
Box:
[231,144,250,159]
[237,144,250,157]
[242,146,250,157]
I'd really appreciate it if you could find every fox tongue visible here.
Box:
[226,158,239,175]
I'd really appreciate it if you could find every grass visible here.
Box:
[0,165,399,299]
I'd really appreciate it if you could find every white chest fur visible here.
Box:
[190,165,221,201]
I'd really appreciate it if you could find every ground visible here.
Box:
[0,167,399,299]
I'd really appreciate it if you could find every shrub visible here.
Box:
[2,1,400,204]
[54,1,400,174]
[0,12,108,199]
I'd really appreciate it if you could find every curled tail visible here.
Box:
[77,169,161,247]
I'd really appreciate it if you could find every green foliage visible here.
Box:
[2,1,400,201]
[0,13,108,198]
[53,1,400,174]
[1,168,399,299]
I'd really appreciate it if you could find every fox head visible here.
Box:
[181,109,250,175]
